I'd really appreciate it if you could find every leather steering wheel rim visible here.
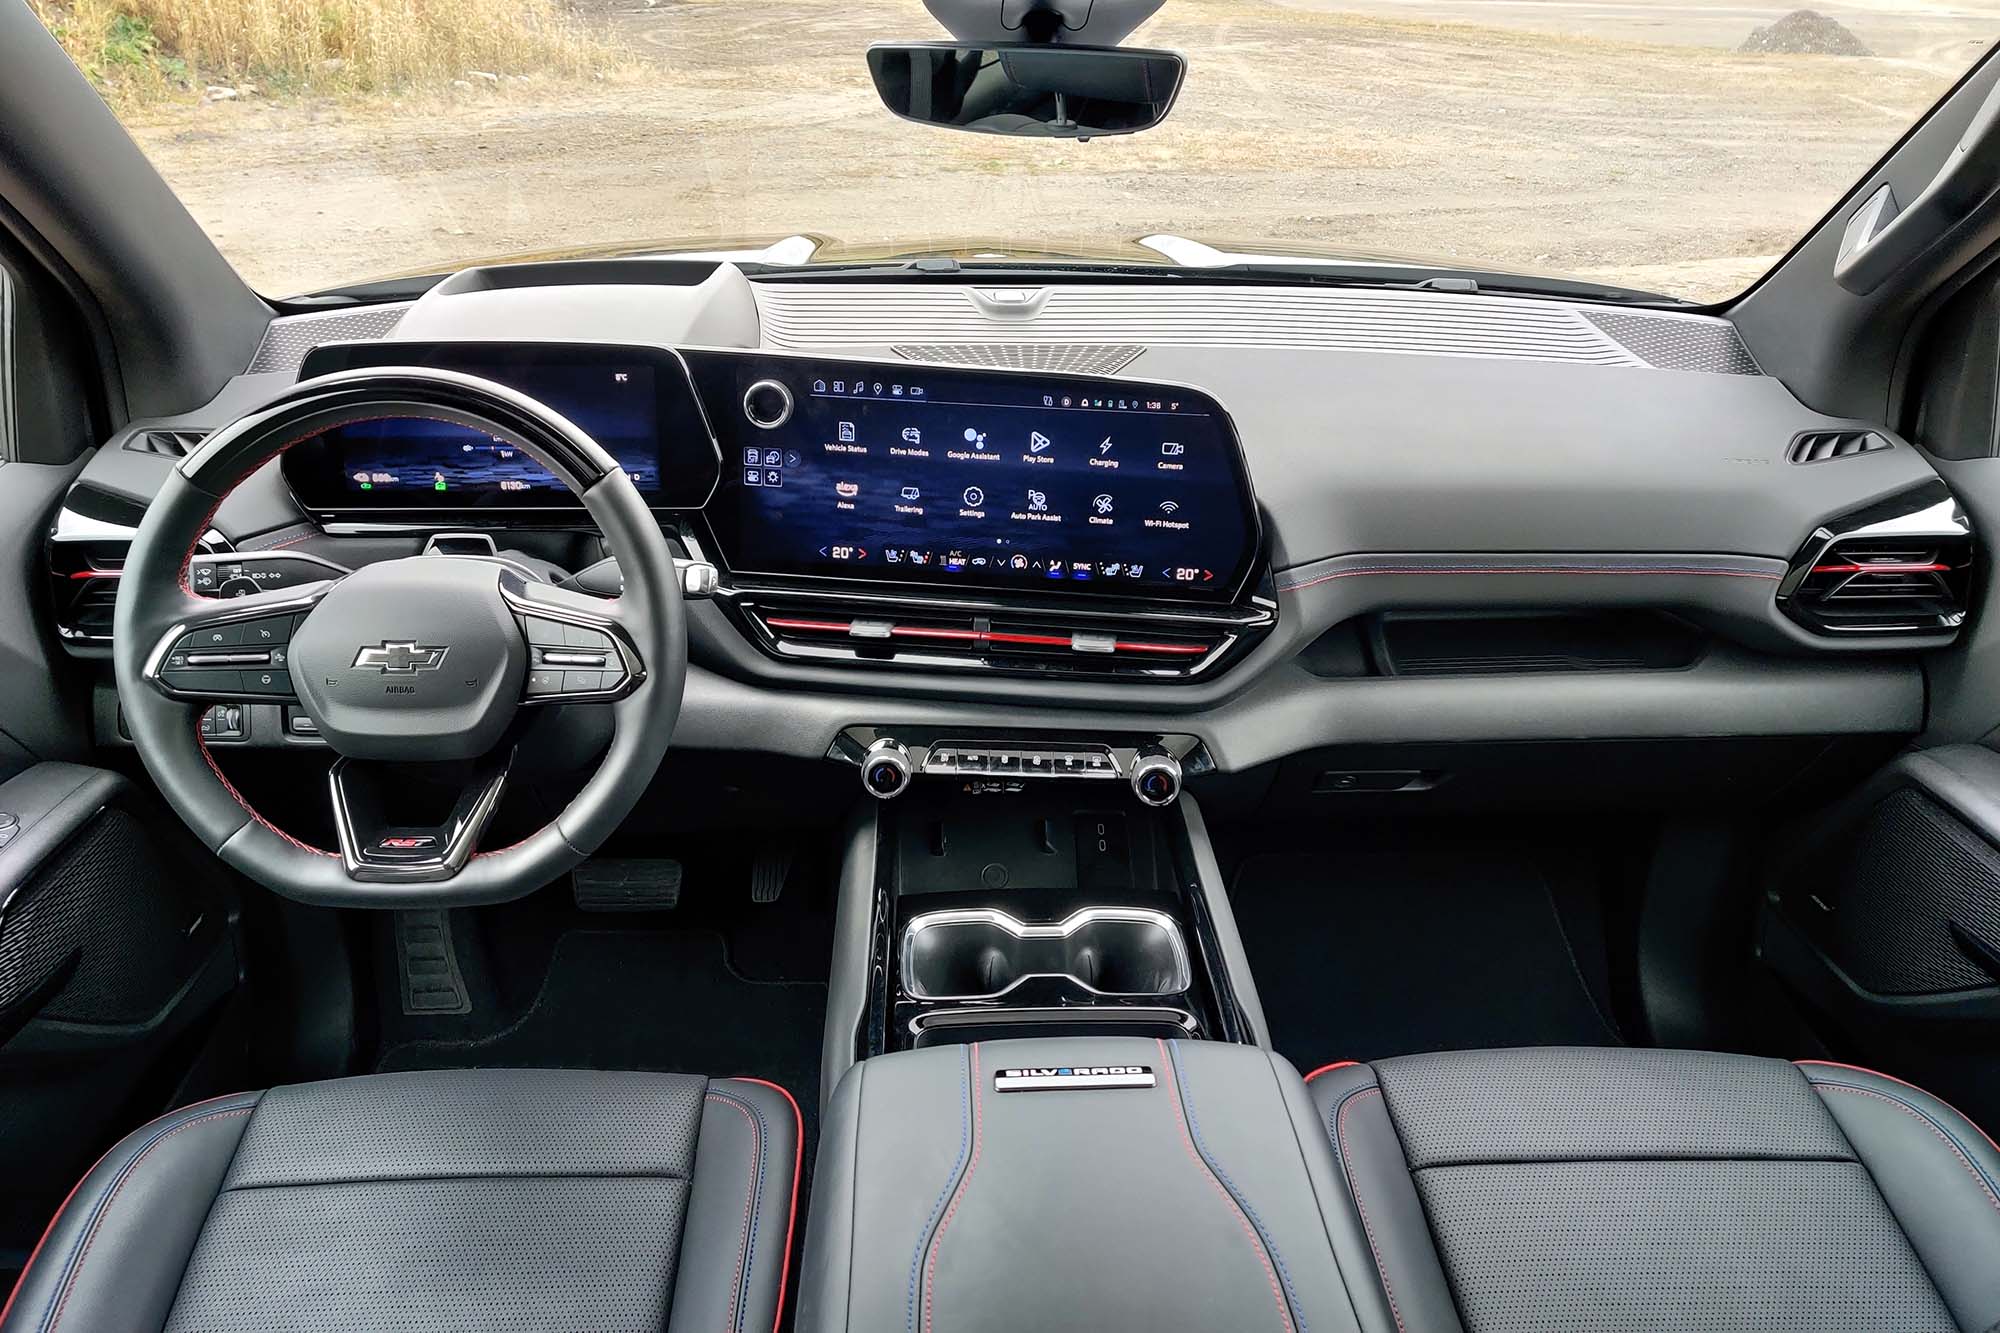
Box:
[111,366,687,908]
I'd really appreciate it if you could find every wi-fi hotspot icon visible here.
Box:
[1158,500,1180,515]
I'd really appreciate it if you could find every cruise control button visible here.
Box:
[182,622,246,650]
[525,668,566,696]
[164,668,241,692]
[240,669,292,696]
[240,616,292,646]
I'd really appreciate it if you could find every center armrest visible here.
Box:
[797,1036,1369,1333]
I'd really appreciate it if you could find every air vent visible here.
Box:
[743,601,1234,678]
[47,539,130,643]
[1781,537,1973,635]
[1788,430,1891,464]
[123,429,205,457]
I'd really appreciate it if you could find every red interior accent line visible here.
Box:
[765,617,1205,655]
[1301,1061,1361,1083]
[67,569,121,580]
[724,1077,805,1333]
[764,617,853,634]
[1810,562,1951,575]
[1795,1059,2000,1154]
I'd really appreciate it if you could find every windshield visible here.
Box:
[30,0,1992,301]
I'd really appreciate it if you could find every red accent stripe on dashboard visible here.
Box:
[763,617,1206,656]
[1809,562,1951,575]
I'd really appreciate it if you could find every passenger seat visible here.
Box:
[1305,1048,2000,1333]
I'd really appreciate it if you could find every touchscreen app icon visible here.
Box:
[1029,432,1052,453]
[838,422,856,442]
[1027,490,1048,512]
[835,481,859,498]
[902,427,922,445]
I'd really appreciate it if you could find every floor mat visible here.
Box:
[1231,843,1624,1067]
[376,928,826,1122]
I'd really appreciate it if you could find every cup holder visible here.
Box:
[901,907,1192,1000]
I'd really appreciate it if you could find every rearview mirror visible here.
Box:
[867,43,1185,140]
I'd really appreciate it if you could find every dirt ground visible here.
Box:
[116,0,1994,299]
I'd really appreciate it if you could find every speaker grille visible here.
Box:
[1811,788,2000,995]
[0,809,202,1023]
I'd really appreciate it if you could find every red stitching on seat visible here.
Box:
[723,1078,803,1333]
[922,1042,984,1333]
[704,1093,759,1333]
[0,1092,254,1329]
[1336,1087,1408,1333]
[1302,1061,1360,1083]
[1796,1060,2000,1155]
[46,1107,254,1331]
[1158,1037,1295,1333]
[1815,1085,2000,1215]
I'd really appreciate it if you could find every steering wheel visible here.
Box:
[111,367,687,907]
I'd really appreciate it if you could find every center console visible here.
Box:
[819,722,1269,1103]
[797,1035,1373,1333]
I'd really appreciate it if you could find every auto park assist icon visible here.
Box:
[351,641,449,673]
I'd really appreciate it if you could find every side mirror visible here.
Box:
[867,43,1184,140]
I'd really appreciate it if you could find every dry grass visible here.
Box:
[28,0,620,104]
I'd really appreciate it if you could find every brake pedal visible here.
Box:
[572,858,683,912]
[395,909,471,1015]
[750,842,792,904]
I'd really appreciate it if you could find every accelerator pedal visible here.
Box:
[573,858,684,912]
[395,909,472,1016]
[750,842,793,904]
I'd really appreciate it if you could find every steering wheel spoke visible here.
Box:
[501,577,646,706]
[328,751,512,882]
[144,580,339,703]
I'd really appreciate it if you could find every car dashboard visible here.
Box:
[43,257,1975,809]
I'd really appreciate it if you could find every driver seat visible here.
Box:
[0,1068,798,1333]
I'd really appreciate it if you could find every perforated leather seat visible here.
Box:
[0,1068,799,1333]
[1305,1048,2000,1333]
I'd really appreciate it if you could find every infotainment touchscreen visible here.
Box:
[692,354,1258,602]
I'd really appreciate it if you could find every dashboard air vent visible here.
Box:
[1788,430,1891,464]
[123,429,205,457]
[744,602,1234,678]
[1781,537,1973,635]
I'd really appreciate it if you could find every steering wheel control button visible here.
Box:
[562,670,605,693]
[165,668,241,692]
[526,668,566,696]
[743,379,795,430]
[524,616,570,647]
[241,669,293,696]
[185,622,247,649]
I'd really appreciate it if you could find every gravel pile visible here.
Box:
[1741,10,1872,56]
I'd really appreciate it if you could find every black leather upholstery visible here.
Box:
[0,1068,799,1333]
[1304,1047,2000,1333]
[797,1035,1383,1333]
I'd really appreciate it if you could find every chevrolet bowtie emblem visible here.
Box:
[352,641,449,674]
